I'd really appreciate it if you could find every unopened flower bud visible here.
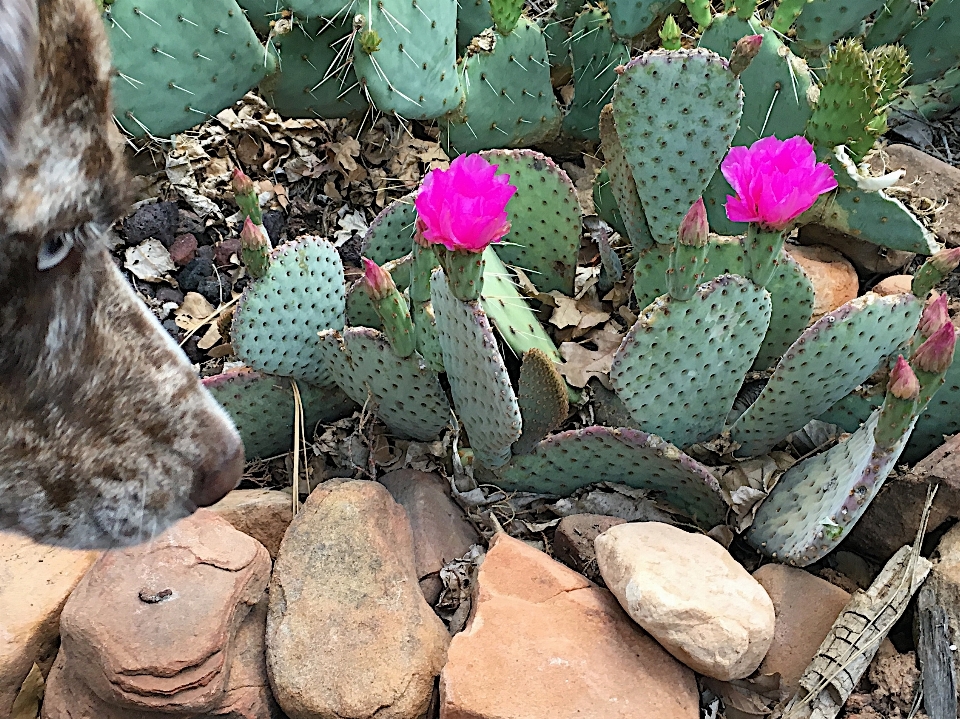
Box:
[362,257,396,301]
[730,34,762,77]
[231,168,255,196]
[918,293,950,338]
[913,321,957,375]
[678,198,709,248]
[888,355,919,400]
[930,246,960,275]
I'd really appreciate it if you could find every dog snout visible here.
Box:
[189,429,244,508]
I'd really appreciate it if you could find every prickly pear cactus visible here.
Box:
[562,8,630,141]
[612,49,743,245]
[730,293,922,457]
[480,149,580,295]
[103,0,268,138]
[791,0,881,57]
[498,426,728,527]
[513,349,569,455]
[204,368,356,459]
[698,15,816,235]
[259,17,366,119]
[431,269,522,468]
[746,408,916,566]
[358,194,419,266]
[317,327,451,441]
[232,236,345,386]
[598,105,655,252]
[480,248,562,363]
[442,20,561,155]
[606,0,677,39]
[896,0,960,84]
[352,0,463,119]
[611,275,772,448]
[457,0,494,53]
[593,167,630,240]
[631,237,814,369]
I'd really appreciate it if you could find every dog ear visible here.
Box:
[0,0,38,184]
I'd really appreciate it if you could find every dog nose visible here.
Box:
[190,434,244,508]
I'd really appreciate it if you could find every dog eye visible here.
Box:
[37,230,76,270]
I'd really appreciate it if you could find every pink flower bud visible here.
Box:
[912,321,957,375]
[887,355,920,400]
[722,136,837,231]
[232,168,255,196]
[730,34,762,77]
[414,153,517,253]
[930,246,960,275]
[362,257,396,301]
[918,294,950,338]
[240,217,267,250]
[677,198,709,247]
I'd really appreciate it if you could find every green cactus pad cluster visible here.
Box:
[893,64,960,121]
[611,275,772,448]
[805,40,881,160]
[498,426,727,527]
[612,49,743,246]
[442,20,561,155]
[729,293,922,457]
[561,9,630,141]
[352,0,462,119]
[513,349,569,455]
[598,105,655,252]
[203,368,356,459]
[480,149,580,295]
[317,327,451,440]
[259,17,366,119]
[863,0,920,47]
[104,0,268,138]
[234,0,284,35]
[791,0,881,57]
[747,408,916,566]
[232,236,346,386]
[606,0,678,40]
[480,249,563,362]
[431,269,522,468]
[698,15,816,235]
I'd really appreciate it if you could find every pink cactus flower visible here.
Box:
[678,198,709,247]
[231,167,255,196]
[888,355,920,400]
[913,321,957,375]
[361,257,396,301]
[918,294,950,338]
[721,136,838,231]
[415,154,517,253]
[240,217,267,249]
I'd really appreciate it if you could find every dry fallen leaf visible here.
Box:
[197,323,222,350]
[557,341,617,388]
[174,292,217,332]
[124,240,175,283]
[548,292,582,329]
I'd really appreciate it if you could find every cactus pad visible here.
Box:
[480,248,562,362]
[606,0,677,39]
[599,104,655,252]
[612,49,743,245]
[497,426,727,527]
[480,149,580,295]
[792,0,881,57]
[360,193,419,265]
[730,293,922,457]
[204,368,357,459]
[593,167,629,239]
[442,20,561,155]
[457,0,494,53]
[352,0,462,119]
[232,236,345,386]
[746,408,916,566]
[562,9,630,141]
[513,349,569,455]
[104,0,267,138]
[431,269,522,468]
[260,18,366,119]
[897,0,960,84]
[612,275,771,448]
[316,328,451,440]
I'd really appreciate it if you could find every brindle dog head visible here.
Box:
[0,0,243,547]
